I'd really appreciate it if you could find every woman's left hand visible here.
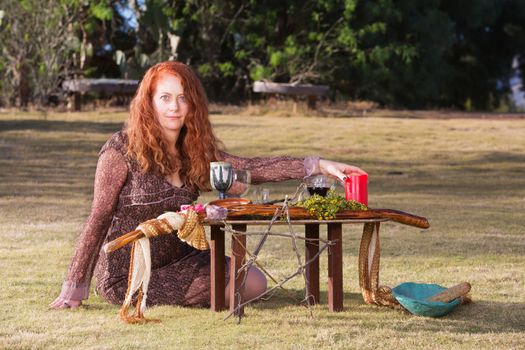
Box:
[319,159,367,182]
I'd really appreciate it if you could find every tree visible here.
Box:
[2,0,525,109]
[338,0,525,109]
[0,0,80,107]
[442,0,525,109]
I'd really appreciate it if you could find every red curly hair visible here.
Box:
[126,61,222,191]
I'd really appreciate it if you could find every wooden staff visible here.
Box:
[357,209,430,229]
[104,205,429,254]
[226,205,430,229]
[104,229,143,253]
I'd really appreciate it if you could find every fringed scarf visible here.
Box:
[119,209,209,324]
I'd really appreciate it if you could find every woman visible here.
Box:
[50,61,366,310]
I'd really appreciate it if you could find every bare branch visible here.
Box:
[290,16,344,84]
[220,2,246,45]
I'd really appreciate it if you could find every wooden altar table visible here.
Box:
[205,217,396,315]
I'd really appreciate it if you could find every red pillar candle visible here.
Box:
[345,173,368,205]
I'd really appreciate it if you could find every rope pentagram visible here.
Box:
[222,184,337,323]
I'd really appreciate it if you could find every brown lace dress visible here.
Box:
[59,131,318,307]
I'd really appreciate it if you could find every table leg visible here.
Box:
[210,225,225,311]
[327,223,343,312]
[230,224,247,316]
[358,222,398,307]
[305,224,320,304]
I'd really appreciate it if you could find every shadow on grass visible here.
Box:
[247,289,525,334]
[250,290,363,311]
[206,122,256,129]
[0,119,123,134]
[387,300,525,334]
[0,119,124,197]
[476,151,525,166]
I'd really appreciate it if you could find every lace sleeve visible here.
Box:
[59,147,128,300]
[219,151,320,184]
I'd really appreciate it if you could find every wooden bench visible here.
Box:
[253,81,329,110]
[62,78,139,111]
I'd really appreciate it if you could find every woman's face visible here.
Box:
[152,73,189,137]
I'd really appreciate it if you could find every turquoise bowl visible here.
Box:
[392,282,461,317]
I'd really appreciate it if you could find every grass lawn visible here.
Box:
[0,108,524,349]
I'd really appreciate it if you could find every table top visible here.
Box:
[204,217,390,225]
[201,203,429,229]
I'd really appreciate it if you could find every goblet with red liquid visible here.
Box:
[304,175,335,197]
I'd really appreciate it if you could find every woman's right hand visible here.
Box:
[49,296,82,310]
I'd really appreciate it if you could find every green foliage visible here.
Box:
[197,63,214,78]
[249,65,272,81]
[218,61,235,77]
[3,0,525,109]
[297,189,367,220]
[269,51,286,68]
[89,1,112,20]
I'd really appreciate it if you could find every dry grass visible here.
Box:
[1,108,524,349]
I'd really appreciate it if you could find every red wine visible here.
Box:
[307,187,329,197]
